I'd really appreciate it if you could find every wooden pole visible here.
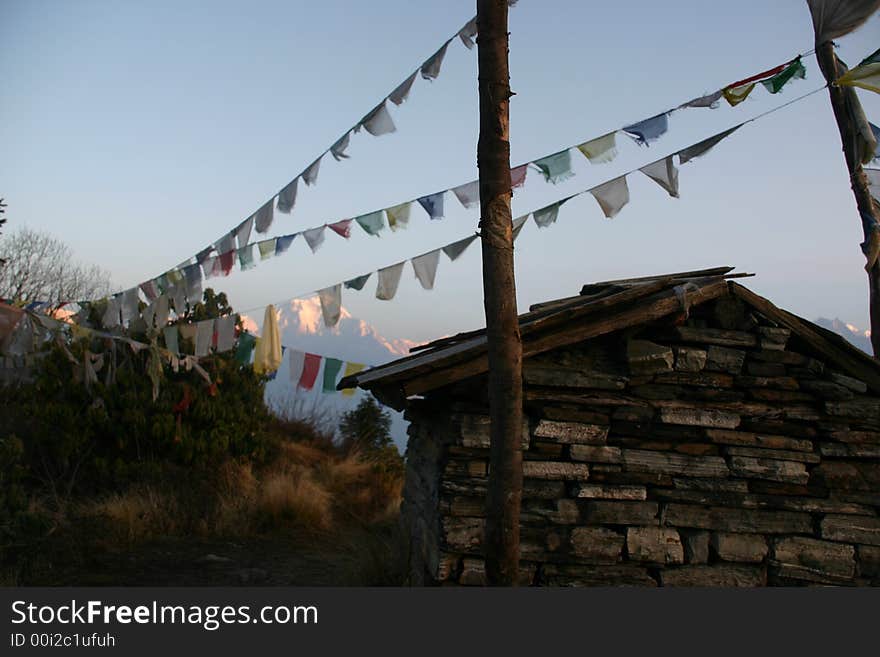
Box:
[815,41,880,357]
[476,0,523,586]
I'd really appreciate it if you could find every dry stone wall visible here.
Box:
[400,301,880,586]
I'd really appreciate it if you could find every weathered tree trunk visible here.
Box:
[815,41,880,357]
[477,0,523,585]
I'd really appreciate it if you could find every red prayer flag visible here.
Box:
[327,219,353,239]
[511,164,528,189]
[298,353,322,390]
[219,250,235,276]
[725,61,789,90]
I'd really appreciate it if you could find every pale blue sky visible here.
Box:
[2,0,879,345]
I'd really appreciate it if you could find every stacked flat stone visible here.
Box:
[400,299,880,586]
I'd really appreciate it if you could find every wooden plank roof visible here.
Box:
[338,267,880,410]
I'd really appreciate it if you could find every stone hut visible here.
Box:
[339,267,880,586]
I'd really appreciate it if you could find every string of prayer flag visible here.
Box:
[39,54,820,318]
[130,53,812,305]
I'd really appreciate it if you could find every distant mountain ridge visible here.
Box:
[243,298,420,450]
[814,317,872,355]
[246,303,875,448]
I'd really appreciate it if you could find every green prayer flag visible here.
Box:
[238,245,256,270]
[533,149,574,184]
[533,198,571,229]
[322,357,343,393]
[858,47,880,67]
[235,332,256,365]
[761,57,805,94]
[344,273,371,291]
[355,211,386,236]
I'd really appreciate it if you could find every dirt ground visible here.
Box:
[7,525,405,587]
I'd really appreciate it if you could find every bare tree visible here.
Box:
[0,226,112,305]
[0,199,6,266]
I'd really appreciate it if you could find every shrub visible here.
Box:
[338,396,404,482]
[0,289,271,505]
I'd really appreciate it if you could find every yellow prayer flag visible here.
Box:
[576,132,617,164]
[722,82,755,107]
[340,362,366,396]
[253,305,282,375]
[836,63,880,95]
[385,202,411,232]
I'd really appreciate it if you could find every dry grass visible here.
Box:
[4,405,406,585]
[78,487,181,545]
[75,436,402,549]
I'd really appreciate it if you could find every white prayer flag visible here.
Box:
[590,176,630,219]
[680,90,723,109]
[389,72,417,106]
[215,315,236,353]
[142,294,166,331]
[590,176,629,219]
[512,215,529,241]
[185,280,202,305]
[452,180,480,208]
[421,40,450,80]
[318,284,342,328]
[678,126,741,165]
[303,156,322,186]
[458,17,478,49]
[169,285,187,317]
[303,226,326,253]
[277,178,299,213]
[330,131,352,160]
[183,264,202,304]
[443,234,478,261]
[163,325,179,355]
[215,232,235,255]
[361,101,396,136]
[121,288,140,324]
[254,199,274,234]
[533,199,568,229]
[235,217,254,249]
[411,249,441,290]
[640,156,680,198]
[195,319,214,357]
[289,349,306,386]
[376,262,405,300]
[866,167,880,201]
[201,255,217,279]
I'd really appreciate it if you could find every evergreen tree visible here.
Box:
[339,396,393,456]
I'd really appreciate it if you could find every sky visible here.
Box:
[2,0,880,348]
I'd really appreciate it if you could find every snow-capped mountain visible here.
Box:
[244,302,877,450]
[814,317,873,355]
[242,298,421,451]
